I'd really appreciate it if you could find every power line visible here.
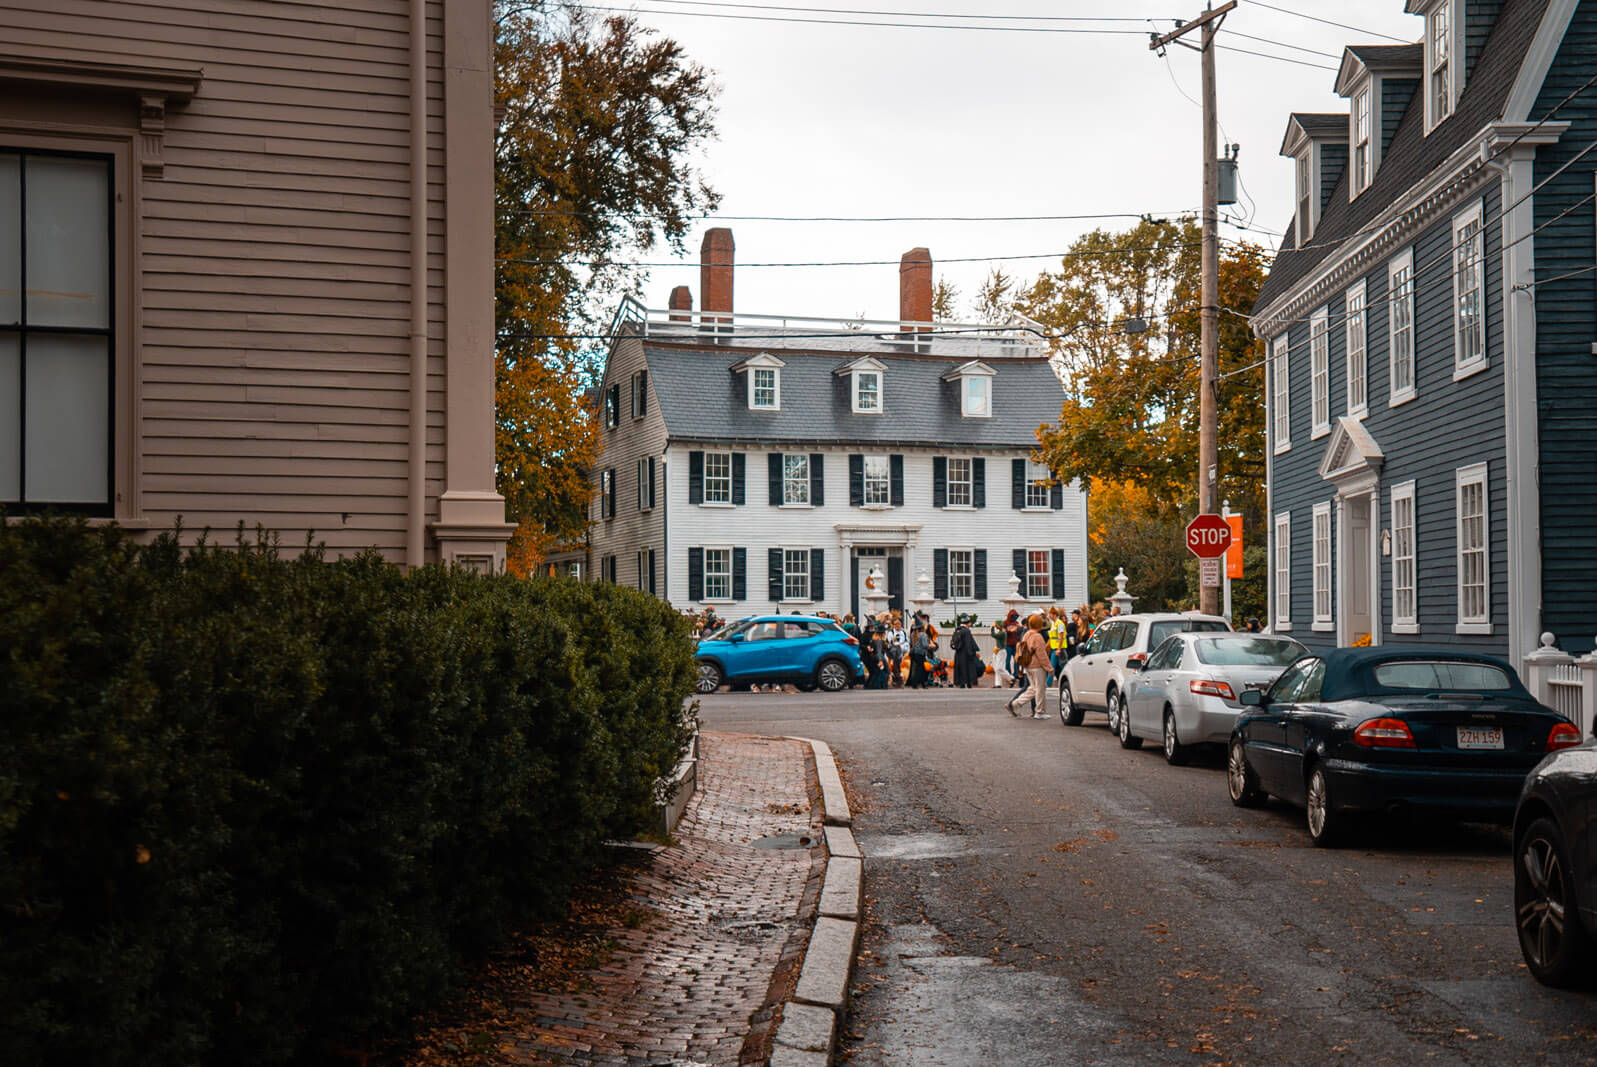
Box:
[1240,0,1410,43]
[577,0,1159,23]
[497,208,1193,223]
[558,2,1155,34]
[497,240,1207,269]
[1224,28,1339,59]
[1215,42,1337,71]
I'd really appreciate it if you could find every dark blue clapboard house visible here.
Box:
[1252,0,1596,672]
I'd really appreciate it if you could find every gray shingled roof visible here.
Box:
[1292,112,1352,136]
[644,342,1063,449]
[1255,0,1547,311]
[1345,43,1424,68]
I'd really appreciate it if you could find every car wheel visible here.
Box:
[1106,688,1122,734]
[1163,710,1190,766]
[1305,766,1345,848]
[1227,739,1265,807]
[1059,683,1084,727]
[815,658,851,693]
[1117,696,1142,750]
[1516,816,1594,987]
[695,661,723,694]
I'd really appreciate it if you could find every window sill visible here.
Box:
[1391,622,1420,634]
[1312,621,1335,632]
[1311,424,1330,440]
[780,599,814,606]
[779,503,815,510]
[941,504,976,511]
[699,501,737,508]
[1274,621,1294,632]
[1389,389,1417,408]
[749,406,780,413]
[851,409,883,416]
[1453,360,1488,383]
[1456,621,1494,635]
[1020,506,1053,513]
[961,412,992,419]
[1274,442,1292,456]
[860,503,896,511]
[1347,405,1368,421]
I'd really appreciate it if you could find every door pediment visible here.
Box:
[1318,416,1384,495]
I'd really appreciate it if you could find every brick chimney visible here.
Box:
[700,228,734,326]
[668,285,693,322]
[899,247,932,332]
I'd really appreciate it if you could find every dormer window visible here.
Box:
[1429,5,1450,125]
[1351,88,1371,194]
[733,352,785,411]
[1296,149,1314,244]
[943,359,996,418]
[854,370,881,413]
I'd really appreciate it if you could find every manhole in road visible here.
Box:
[751,832,816,850]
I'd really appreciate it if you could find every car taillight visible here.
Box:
[1189,679,1236,699]
[1353,717,1417,749]
[1547,722,1582,751]
[842,636,859,646]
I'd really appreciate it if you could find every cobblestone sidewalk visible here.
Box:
[505,732,823,1066]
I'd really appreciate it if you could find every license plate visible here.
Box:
[1457,726,1503,750]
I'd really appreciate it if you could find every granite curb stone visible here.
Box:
[788,735,851,826]
[822,824,860,859]
[818,856,861,920]
[792,916,859,1010]
[773,1002,836,1054]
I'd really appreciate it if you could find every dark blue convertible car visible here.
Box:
[1227,647,1582,847]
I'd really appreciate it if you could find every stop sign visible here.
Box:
[1185,513,1233,558]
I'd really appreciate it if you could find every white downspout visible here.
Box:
[407,0,429,568]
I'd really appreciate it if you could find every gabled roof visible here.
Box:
[1280,113,1350,157]
[1335,43,1424,96]
[833,355,888,375]
[1256,0,1549,312]
[941,359,996,380]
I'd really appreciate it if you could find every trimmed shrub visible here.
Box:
[0,517,696,1065]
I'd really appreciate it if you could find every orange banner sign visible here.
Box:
[1225,515,1244,579]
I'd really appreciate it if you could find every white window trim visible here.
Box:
[637,456,652,511]
[1024,460,1052,510]
[851,369,883,414]
[782,453,810,506]
[961,374,993,418]
[1345,278,1368,418]
[946,456,974,508]
[1455,462,1492,634]
[1388,249,1417,407]
[863,453,892,507]
[702,545,734,603]
[1296,145,1318,246]
[1390,480,1419,634]
[749,366,780,411]
[781,546,812,603]
[1024,547,1052,600]
[1310,306,1331,439]
[1423,0,1460,134]
[1274,512,1293,631]
[1312,501,1334,631]
[702,450,733,505]
[947,546,976,601]
[1451,200,1488,380]
[1351,86,1372,196]
[1271,334,1291,454]
[630,368,648,419]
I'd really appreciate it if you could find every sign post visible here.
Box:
[1185,513,1234,600]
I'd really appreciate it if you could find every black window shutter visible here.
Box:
[639,370,648,416]
[849,454,864,506]
[933,548,948,600]
[649,457,657,509]
[811,548,825,600]
[732,548,747,600]
[1051,476,1064,510]
[887,555,904,613]
[688,451,704,504]
[1011,459,1025,509]
[1052,549,1066,599]
[974,549,988,600]
[769,548,784,600]
[1013,548,1027,585]
[688,547,704,601]
[732,453,746,504]
[890,455,904,506]
[649,549,657,595]
[609,467,617,518]
[932,457,947,508]
[810,453,824,506]
[769,452,783,506]
[972,457,986,508]
[630,375,637,418]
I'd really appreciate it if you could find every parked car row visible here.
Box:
[1061,613,1596,989]
[693,615,863,694]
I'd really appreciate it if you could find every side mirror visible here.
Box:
[1126,655,1146,673]
[728,633,746,643]
[1240,689,1264,707]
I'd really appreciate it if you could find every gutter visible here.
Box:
[406,0,429,568]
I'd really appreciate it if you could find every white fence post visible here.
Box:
[1524,632,1585,728]
[1578,640,1597,739]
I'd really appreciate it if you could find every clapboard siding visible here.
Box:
[1529,4,1597,653]
[589,335,670,591]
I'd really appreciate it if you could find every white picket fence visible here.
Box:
[1522,633,1597,738]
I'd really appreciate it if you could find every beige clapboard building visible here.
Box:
[0,0,514,569]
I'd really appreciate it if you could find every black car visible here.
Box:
[1513,740,1597,987]
[1227,647,1582,847]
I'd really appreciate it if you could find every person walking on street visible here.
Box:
[887,614,908,687]
[1007,613,1051,718]
[951,614,981,688]
[1047,607,1066,683]
[908,624,930,689]
[1002,609,1022,684]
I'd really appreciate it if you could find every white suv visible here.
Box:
[1058,613,1231,731]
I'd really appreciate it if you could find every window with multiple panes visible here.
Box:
[1313,501,1333,629]
[1429,5,1451,126]
[1457,463,1489,631]
[1,150,114,512]
[1296,150,1313,243]
[947,456,973,507]
[783,548,810,601]
[630,368,648,418]
[703,451,732,503]
[1271,334,1290,453]
[1388,250,1416,404]
[1024,460,1050,509]
[636,455,654,510]
[948,548,975,600]
[1352,88,1371,193]
[1025,548,1051,599]
[862,454,890,505]
[1345,281,1367,416]
[1391,481,1417,632]
[854,370,882,413]
[1310,307,1330,437]
[782,453,810,505]
[703,547,732,600]
[963,376,990,417]
[751,367,778,409]
[1274,512,1292,629]
[1453,203,1486,374]
[599,468,614,519]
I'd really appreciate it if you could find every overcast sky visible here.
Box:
[603,0,1421,323]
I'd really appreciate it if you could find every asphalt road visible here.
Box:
[698,687,1597,1065]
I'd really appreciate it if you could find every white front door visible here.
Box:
[1343,493,1373,645]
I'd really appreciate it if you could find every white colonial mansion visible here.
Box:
[587,230,1088,622]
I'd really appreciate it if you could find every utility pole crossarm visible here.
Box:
[1147,0,1237,50]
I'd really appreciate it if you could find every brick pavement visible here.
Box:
[505,732,823,1067]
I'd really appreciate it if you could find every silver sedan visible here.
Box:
[1120,633,1307,764]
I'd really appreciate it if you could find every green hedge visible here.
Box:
[0,517,696,1066]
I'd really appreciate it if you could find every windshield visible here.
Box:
[1147,619,1229,647]
[1373,661,1513,691]
[1195,637,1305,666]
[706,619,753,641]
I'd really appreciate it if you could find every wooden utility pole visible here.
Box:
[1150,1,1234,616]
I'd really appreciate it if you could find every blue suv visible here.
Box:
[694,615,863,694]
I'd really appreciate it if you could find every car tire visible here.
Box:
[1516,816,1594,987]
[695,661,724,694]
[1117,697,1142,750]
[1305,765,1345,848]
[1227,738,1265,807]
[815,658,851,693]
[1059,683,1084,727]
[1163,710,1190,766]
[1106,688,1122,735]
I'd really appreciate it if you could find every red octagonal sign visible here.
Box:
[1185,514,1233,559]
